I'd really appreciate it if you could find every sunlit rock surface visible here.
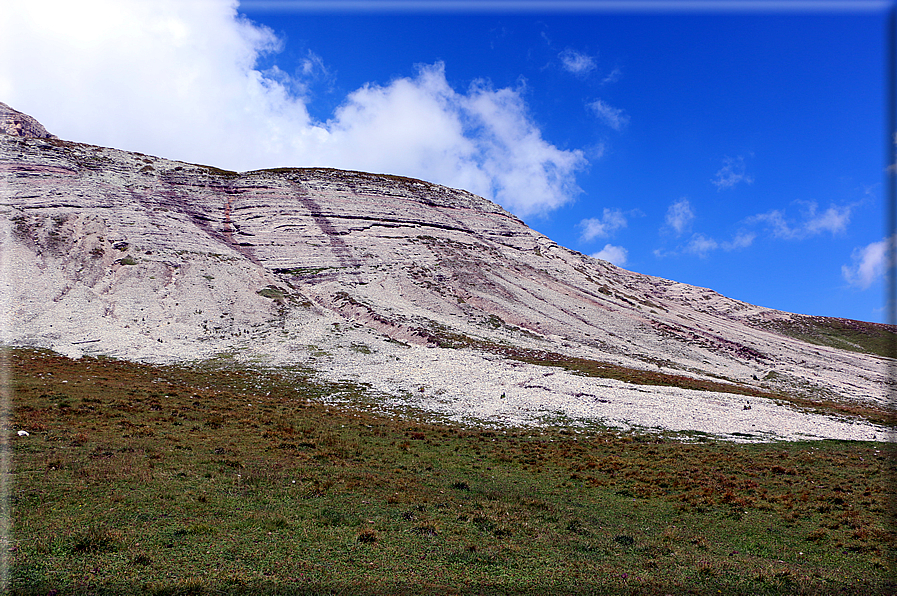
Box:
[2,106,893,441]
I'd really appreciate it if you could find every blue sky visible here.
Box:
[3,0,894,322]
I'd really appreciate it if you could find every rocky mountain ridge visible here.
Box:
[2,105,893,441]
[0,101,56,140]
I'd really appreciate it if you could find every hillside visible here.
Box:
[1,102,893,441]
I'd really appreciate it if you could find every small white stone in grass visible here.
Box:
[17,430,29,437]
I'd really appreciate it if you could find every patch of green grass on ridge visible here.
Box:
[761,315,897,360]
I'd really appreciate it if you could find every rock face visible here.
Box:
[1,108,894,441]
[0,102,56,139]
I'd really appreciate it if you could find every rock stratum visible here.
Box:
[1,106,894,441]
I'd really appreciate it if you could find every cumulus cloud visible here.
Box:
[842,235,895,290]
[711,155,753,190]
[578,208,627,242]
[748,201,852,240]
[559,48,597,76]
[664,198,694,236]
[0,0,585,218]
[321,65,587,216]
[592,244,628,266]
[588,99,629,131]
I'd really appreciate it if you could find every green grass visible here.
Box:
[256,286,290,304]
[759,315,897,360]
[5,348,896,595]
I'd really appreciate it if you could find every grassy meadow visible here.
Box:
[4,348,895,595]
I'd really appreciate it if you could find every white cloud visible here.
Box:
[711,155,753,190]
[300,50,325,77]
[294,49,334,95]
[588,99,629,131]
[559,48,597,76]
[592,244,628,266]
[748,209,790,238]
[601,67,622,84]
[804,203,852,236]
[664,198,694,236]
[578,208,627,242]
[0,0,585,218]
[657,229,753,259]
[721,231,755,250]
[748,201,852,240]
[684,234,718,258]
[842,235,895,290]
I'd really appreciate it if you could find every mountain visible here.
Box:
[2,104,893,441]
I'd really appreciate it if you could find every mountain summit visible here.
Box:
[2,104,893,441]
[0,101,56,139]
